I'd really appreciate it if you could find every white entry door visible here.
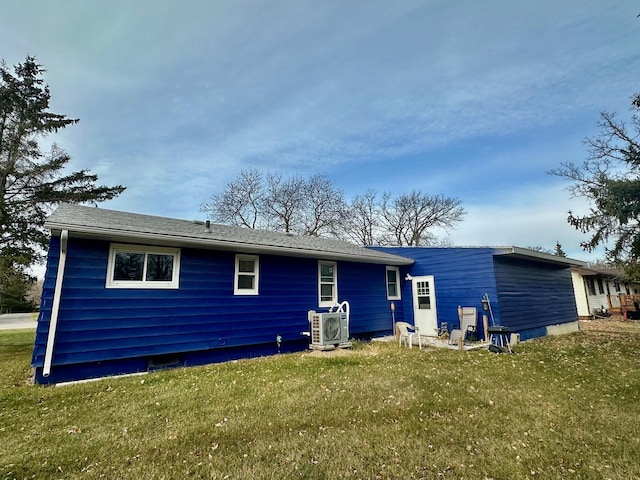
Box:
[412,276,438,336]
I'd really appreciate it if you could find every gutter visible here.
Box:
[43,229,68,377]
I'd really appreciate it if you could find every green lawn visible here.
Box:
[1,320,639,479]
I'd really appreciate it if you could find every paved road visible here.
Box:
[0,312,38,330]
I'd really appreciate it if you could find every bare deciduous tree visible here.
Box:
[380,191,466,246]
[202,168,265,229]
[301,173,347,237]
[203,170,348,236]
[203,172,466,247]
[342,189,380,245]
[264,172,306,234]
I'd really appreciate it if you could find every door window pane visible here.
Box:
[418,296,431,310]
[417,281,430,296]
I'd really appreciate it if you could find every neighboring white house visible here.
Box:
[572,266,640,318]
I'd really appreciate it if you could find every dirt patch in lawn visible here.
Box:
[579,316,640,335]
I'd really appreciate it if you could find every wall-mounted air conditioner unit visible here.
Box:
[308,311,349,348]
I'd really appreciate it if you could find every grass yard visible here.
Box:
[1,320,640,480]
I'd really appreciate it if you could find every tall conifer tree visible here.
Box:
[0,56,125,276]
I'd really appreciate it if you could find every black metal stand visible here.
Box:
[487,326,513,353]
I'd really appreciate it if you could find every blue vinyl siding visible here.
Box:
[33,237,404,383]
[493,256,578,339]
[374,247,578,340]
[373,247,500,333]
[338,261,407,337]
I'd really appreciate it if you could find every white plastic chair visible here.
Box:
[395,321,422,349]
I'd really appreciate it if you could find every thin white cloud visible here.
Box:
[1,0,637,242]
[450,183,605,262]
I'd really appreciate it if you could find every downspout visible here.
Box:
[43,229,68,377]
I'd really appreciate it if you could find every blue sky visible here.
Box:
[2,1,638,261]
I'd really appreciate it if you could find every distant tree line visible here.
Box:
[525,242,567,257]
[201,168,466,246]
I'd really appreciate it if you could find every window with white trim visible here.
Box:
[106,244,180,289]
[318,261,337,307]
[234,254,259,295]
[386,266,401,300]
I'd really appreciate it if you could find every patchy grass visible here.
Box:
[1,320,640,479]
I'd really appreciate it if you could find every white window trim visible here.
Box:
[234,254,259,295]
[106,243,180,289]
[318,260,338,308]
[386,266,401,300]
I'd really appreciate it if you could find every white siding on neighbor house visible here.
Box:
[586,277,613,313]
[571,271,590,317]
[583,276,630,312]
[605,280,627,309]
[573,266,640,316]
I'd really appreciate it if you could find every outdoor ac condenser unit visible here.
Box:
[308,311,349,347]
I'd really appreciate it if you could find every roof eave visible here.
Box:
[494,246,587,267]
[47,223,414,266]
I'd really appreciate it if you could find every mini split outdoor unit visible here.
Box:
[308,311,349,347]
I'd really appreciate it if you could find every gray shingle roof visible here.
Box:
[46,203,413,265]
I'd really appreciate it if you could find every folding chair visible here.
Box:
[449,307,477,346]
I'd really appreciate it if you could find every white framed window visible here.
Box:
[318,261,337,307]
[234,254,259,295]
[386,266,401,300]
[106,244,180,289]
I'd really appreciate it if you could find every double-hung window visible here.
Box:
[107,244,180,289]
[234,254,259,295]
[386,266,401,300]
[318,261,337,307]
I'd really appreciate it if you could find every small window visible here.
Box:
[107,244,180,289]
[586,278,596,296]
[597,279,605,295]
[234,255,259,295]
[318,261,337,307]
[386,266,401,300]
[416,280,432,309]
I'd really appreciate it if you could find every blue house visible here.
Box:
[32,204,413,384]
[374,246,585,341]
[33,204,585,384]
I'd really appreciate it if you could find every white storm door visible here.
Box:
[412,276,438,336]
